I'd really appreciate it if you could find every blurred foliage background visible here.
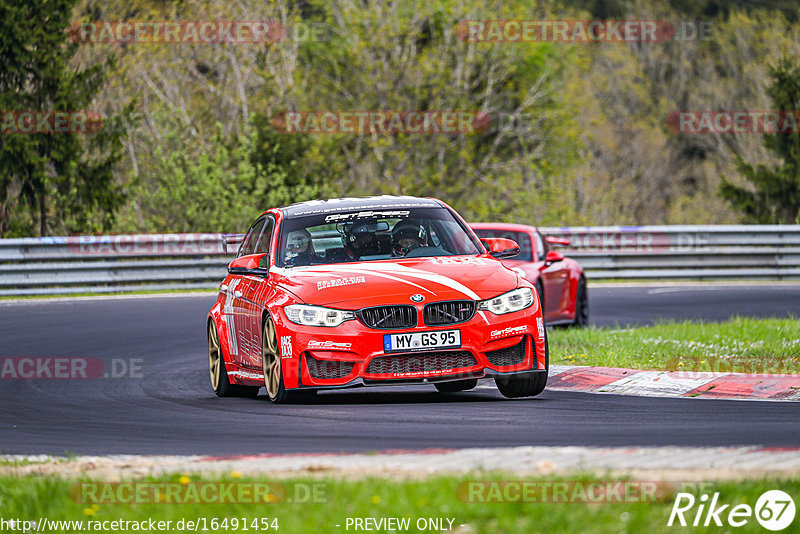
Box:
[2,0,800,236]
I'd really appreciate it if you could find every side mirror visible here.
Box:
[228,253,269,276]
[545,236,570,247]
[541,250,564,268]
[481,237,520,259]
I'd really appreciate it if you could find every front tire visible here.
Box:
[208,321,259,398]
[535,280,545,314]
[262,315,316,404]
[571,277,588,327]
[434,379,478,393]
[496,332,548,399]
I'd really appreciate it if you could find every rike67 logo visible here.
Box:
[668,490,795,531]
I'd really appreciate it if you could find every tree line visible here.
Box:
[1,0,799,237]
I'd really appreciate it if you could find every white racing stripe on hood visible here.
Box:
[274,265,434,295]
[279,262,482,299]
[330,269,436,295]
[364,262,482,300]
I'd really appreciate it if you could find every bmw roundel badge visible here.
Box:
[410,294,425,303]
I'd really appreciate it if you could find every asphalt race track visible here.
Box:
[1,284,799,456]
[589,284,800,327]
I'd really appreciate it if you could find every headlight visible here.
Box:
[284,304,355,327]
[478,288,534,315]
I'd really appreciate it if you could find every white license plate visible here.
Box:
[383,330,461,353]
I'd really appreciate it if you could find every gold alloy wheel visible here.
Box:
[208,322,222,390]
[262,317,281,398]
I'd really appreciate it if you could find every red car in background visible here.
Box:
[470,223,588,327]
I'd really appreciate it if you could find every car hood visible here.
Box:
[271,256,519,308]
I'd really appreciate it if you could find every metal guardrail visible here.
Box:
[0,226,799,296]
[0,234,228,296]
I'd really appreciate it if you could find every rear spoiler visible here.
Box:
[221,233,245,254]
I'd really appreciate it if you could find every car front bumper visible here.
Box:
[275,306,547,390]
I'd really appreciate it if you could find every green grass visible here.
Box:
[0,473,797,533]
[549,317,800,374]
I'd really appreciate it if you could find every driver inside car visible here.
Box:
[341,222,384,260]
[284,229,315,267]
[392,221,428,257]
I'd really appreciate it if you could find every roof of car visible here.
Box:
[280,195,444,217]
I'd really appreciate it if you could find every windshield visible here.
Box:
[472,229,534,262]
[277,207,483,267]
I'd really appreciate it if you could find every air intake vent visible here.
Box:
[366,351,477,375]
[305,354,355,380]
[357,305,417,329]
[485,337,528,367]
[423,300,476,326]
